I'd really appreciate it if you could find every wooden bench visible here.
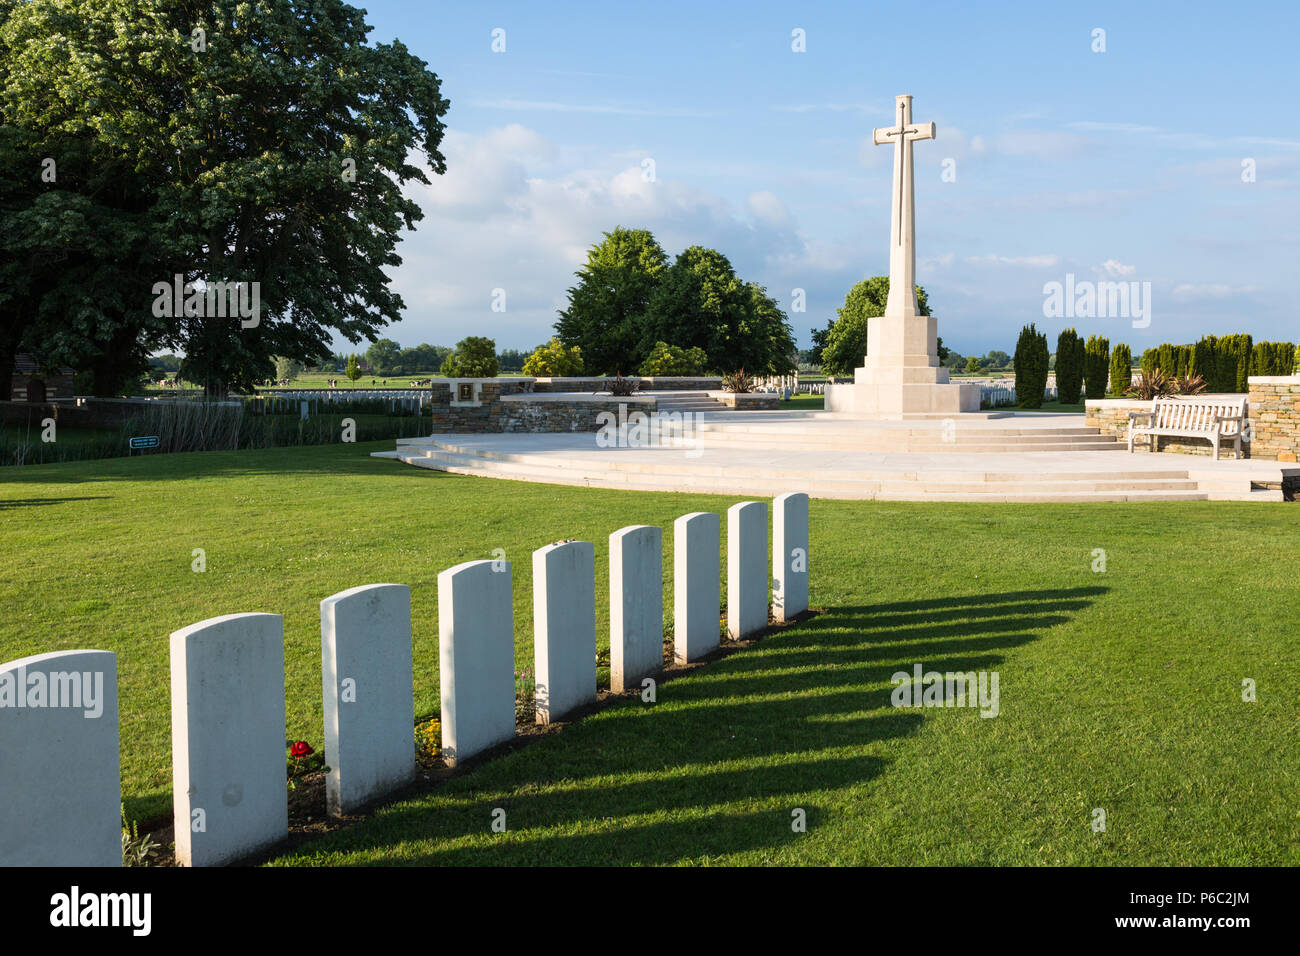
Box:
[1127,396,1248,460]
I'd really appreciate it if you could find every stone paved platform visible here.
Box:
[375,411,1298,502]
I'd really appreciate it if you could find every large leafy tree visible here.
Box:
[819,277,930,377]
[440,336,499,377]
[0,0,169,397]
[640,246,795,374]
[0,0,449,396]
[366,338,403,376]
[555,227,669,376]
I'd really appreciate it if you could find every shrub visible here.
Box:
[721,368,754,393]
[1125,368,1172,400]
[522,338,583,377]
[1109,343,1132,397]
[638,341,709,376]
[1083,334,1110,399]
[1170,373,1207,396]
[600,375,641,397]
[1055,328,1084,404]
[1013,324,1049,408]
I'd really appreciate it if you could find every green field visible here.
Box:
[2,442,1297,864]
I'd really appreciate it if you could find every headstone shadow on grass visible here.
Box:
[270,586,1105,865]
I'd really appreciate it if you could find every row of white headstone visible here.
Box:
[0,493,808,868]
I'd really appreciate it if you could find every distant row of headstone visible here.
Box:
[0,493,808,867]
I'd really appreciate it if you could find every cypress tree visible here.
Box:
[1083,335,1110,399]
[1055,328,1083,404]
[1014,323,1049,409]
[1109,343,1132,396]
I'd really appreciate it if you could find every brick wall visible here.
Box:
[1247,376,1300,462]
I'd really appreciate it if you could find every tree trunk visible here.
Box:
[0,314,27,402]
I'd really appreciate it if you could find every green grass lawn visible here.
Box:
[780,393,824,411]
[2,442,1297,864]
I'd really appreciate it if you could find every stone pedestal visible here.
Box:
[826,312,980,418]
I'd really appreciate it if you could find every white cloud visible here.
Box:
[469,99,713,118]
[964,254,1062,268]
[773,103,880,113]
[1099,259,1137,277]
[384,125,815,349]
[936,126,988,158]
[993,130,1090,158]
[1170,283,1260,300]
[1067,121,1163,134]
[746,190,793,228]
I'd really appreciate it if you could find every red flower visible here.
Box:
[289,740,314,758]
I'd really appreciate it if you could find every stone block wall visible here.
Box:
[500,396,655,433]
[1090,381,1300,461]
[708,391,779,410]
[1247,376,1300,462]
[427,381,659,433]
[528,376,722,393]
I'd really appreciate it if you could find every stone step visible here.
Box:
[678,442,1124,455]
[386,452,1213,502]
[693,424,1111,439]
[405,439,1189,482]
[652,404,729,412]
[393,444,1204,494]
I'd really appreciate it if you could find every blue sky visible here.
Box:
[353,0,1299,356]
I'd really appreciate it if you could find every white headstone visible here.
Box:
[727,501,768,639]
[773,493,810,622]
[609,525,664,692]
[439,560,515,766]
[170,612,287,867]
[533,541,597,723]
[321,584,415,815]
[0,649,121,866]
[674,512,720,662]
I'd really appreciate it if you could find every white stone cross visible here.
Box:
[873,94,935,318]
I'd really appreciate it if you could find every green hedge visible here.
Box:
[1137,334,1282,392]
[1251,341,1296,376]
[1140,343,1195,379]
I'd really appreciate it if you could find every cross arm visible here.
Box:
[872,121,937,145]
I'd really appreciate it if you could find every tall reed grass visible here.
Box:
[1,398,430,467]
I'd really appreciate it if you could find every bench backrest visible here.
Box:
[1151,396,1247,434]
